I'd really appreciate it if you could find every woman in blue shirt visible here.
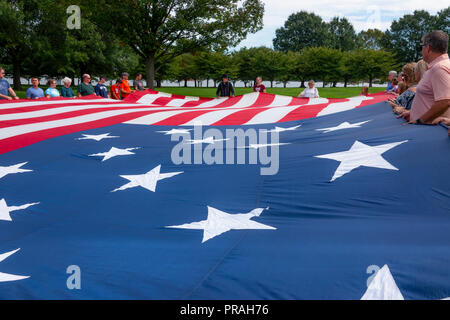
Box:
[45,79,60,98]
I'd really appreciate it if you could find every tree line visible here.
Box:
[0,0,448,90]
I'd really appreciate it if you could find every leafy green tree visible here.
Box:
[277,51,300,88]
[299,47,343,87]
[0,0,41,89]
[88,0,264,89]
[435,7,449,35]
[326,17,358,51]
[273,11,328,52]
[383,10,438,64]
[349,49,398,87]
[358,29,384,50]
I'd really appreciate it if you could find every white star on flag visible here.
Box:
[315,140,408,181]
[166,206,276,243]
[0,162,32,180]
[0,198,39,221]
[264,124,301,133]
[157,128,192,135]
[112,165,183,192]
[0,249,29,282]
[77,133,119,141]
[361,265,404,300]
[89,147,140,161]
[186,137,229,144]
[316,120,371,133]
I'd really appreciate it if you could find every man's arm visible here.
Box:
[0,93,11,100]
[8,88,19,99]
[418,99,450,123]
[216,83,221,98]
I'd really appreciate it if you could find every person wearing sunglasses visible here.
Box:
[77,74,96,97]
[398,30,450,124]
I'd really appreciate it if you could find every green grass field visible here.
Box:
[12,86,386,99]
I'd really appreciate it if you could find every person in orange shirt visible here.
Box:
[119,72,133,99]
[110,79,122,100]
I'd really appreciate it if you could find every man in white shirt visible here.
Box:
[298,80,319,98]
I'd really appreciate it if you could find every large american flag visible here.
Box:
[0,90,389,154]
[0,90,449,300]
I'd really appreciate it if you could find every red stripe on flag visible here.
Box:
[211,108,269,126]
[0,110,157,155]
[0,105,170,128]
[152,110,213,126]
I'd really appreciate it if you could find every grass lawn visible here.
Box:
[12,86,386,100]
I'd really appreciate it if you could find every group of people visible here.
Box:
[215,74,320,98]
[385,30,450,132]
[0,71,147,101]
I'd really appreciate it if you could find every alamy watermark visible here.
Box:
[66,5,81,30]
[170,125,284,175]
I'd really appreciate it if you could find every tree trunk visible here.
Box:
[156,78,161,88]
[13,60,22,90]
[344,78,348,88]
[206,79,209,88]
[283,81,287,88]
[270,80,273,88]
[184,79,187,87]
[369,75,373,87]
[333,81,337,87]
[145,56,156,90]
[194,79,197,88]
[300,81,305,88]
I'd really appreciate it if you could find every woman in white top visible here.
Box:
[298,80,319,98]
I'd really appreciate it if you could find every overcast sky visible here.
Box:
[236,0,449,49]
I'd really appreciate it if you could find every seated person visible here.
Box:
[0,67,19,100]
[386,70,397,92]
[253,76,266,93]
[45,79,60,98]
[61,77,76,98]
[95,75,109,98]
[388,62,417,114]
[134,73,145,91]
[77,74,95,97]
[389,60,428,114]
[26,77,44,99]
[298,80,319,98]
[111,79,122,100]
[361,86,369,96]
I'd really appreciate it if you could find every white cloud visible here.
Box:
[236,0,449,48]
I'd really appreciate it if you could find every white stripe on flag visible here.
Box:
[192,97,230,108]
[233,92,260,108]
[124,110,190,125]
[0,104,146,121]
[0,98,116,110]
[0,107,159,140]
[266,95,293,107]
[244,105,301,125]
[136,92,172,104]
[165,96,200,107]
[317,96,373,117]
[180,109,244,126]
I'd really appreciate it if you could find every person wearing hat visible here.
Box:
[216,74,235,98]
[95,75,110,98]
[119,72,133,99]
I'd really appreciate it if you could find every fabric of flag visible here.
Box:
[0,90,449,299]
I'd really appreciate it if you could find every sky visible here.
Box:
[236,0,449,49]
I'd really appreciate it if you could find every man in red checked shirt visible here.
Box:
[253,76,266,93]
